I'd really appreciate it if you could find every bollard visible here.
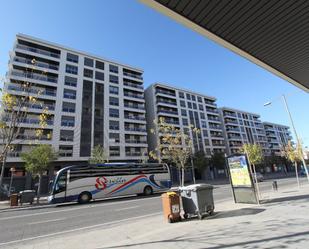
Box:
[272,181,278,191]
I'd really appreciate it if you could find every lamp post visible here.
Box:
[264,94,309,183]
[9,167,16,196]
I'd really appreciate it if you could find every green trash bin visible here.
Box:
[179,184,214,220]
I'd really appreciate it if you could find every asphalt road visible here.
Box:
[0,177,305,246]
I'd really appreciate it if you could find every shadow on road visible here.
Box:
[208,207,265,220]
[261,193,309,205]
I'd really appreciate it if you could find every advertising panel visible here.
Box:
[228,155,252,187]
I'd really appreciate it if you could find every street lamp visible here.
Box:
[264,94,309,183]
[9,167,16,196]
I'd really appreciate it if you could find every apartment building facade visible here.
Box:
[4,34,148,171]
[145,83,226,158]
[263,122,292,155]
[219,107,269,155]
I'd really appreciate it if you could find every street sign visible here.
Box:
[226,154,258,204]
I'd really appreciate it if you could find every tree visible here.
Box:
[89,145,108,164]
[149,117,196,186]
[210,152,226,178]
[21,144,57,203]
[240,143,263,198]
[193,151,210,179]
[0,60,50,187]
[282,141,302,188]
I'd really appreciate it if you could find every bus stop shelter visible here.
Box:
[141,0,309,92]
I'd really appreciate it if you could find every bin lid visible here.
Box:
[179,184,213,191]
[20,190,36,193]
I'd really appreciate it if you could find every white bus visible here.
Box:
[48,163,171,204]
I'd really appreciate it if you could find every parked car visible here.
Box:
[252,172,264,182]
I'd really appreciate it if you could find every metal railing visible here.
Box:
[13,56,59,70]
[16,44,60,58]
[123,81,143,89]
[11,70,58,83]
[123,72,143,80]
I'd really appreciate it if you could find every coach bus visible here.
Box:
[48,163,171,204]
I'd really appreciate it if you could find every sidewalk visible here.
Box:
[3,183,309,249]
[0,196,48,212]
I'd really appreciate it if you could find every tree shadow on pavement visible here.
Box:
[207,208,265,220]
[261,194,309,205]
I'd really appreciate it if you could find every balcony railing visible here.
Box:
[123,81,143,90]
[61,121,74,127]
[110,152,120,157]
[125,152,147,157]
[208,116,220,121]
[16,44,60,58]
[60,136,74,142]
[124,116,146,121]
[156,100,177,106]
[225,119,238,124]
[125,140,147,144]
[13,56,59,71]
[206,108,218,114]
[123,72,143,80]
[124,103,145,110]
[11,70,58,83]
[223,112,237,117]
[157,109,178,115]
[125,127,147,132]
[58,151,73,157]
[124,93,144,99]
[155,89,176,97]
[62,107,75,113]
[7,84,57,97]
[16,134,52,140]
[7,152,21,157]
[23,103,55,111]
[3,117,53,126]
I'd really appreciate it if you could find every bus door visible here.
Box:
[54,170,68,201]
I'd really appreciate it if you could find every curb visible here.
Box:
[0,203,57,213]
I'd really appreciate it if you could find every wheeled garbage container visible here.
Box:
[10,194,19,207]
[179,184,214,220]
[161,192,181,223]
[19,190,36,205]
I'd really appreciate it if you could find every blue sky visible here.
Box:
[0,0,308,146]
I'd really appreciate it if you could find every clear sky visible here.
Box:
[0,0,308,146]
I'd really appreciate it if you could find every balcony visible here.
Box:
[226,127,241,132]
[110,152,120,157]
[124,92,144,99]
[223,112,237,117]
[157,109,178,115]
[58,150,73,157]
[3,117,53,126]
[228,135,242,140]
[7,84,57,97]
[125,127,147,132]
[16,134,52,141]
[61,121,74,127]
[225,119,238,124]
[204,100,217,107]
[123,71,143,80]
[209,125,222,130]
[62,107,75,113]
[125,152,147,157]
[206,108,218,114]
[124,103,145,110]
[156,99,177,106]
[125,140,147,144]
[124,115,146,121]
[60,136,74,142]
[208,116,220,122]
[7,152,21,158]
[11,70,58,83]
[13,56,59,71]
[123,81,143,90]
[23,103,55,111]
[155,89,176,97]
[16,44,60,59]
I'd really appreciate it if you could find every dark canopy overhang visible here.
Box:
[141,0,309,92]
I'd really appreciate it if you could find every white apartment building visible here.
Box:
[4,34,148,171]
[263,122,292,155]
[145,83,226,158]
[219,107,269,155]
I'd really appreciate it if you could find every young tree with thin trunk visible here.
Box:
[89,145,109,164]
[240,143,263,198]
[21,144,57,203]
[149,117,197,186]
[0,59,49,187]
[282,141,302,188]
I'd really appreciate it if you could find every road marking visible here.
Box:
[0,196,161,221]
[115,205,139,211]
[28,218,66,225]
[0,212,162,246]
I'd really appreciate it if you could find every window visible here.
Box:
[186,93,191,100]
[109,86,118,95]
[62,102,75,112]
[109,64,118,73]
[239,120,243,125]
[110,75,118,83]
[237,113,242,118]
[203,130,208,137]
[192,103,197,109]
[109,146,120,156]
[60,130,74,141]
[109,108,119,118]
[182,118,188,126]
[180,100,186,107]
[179,92,184,98]
[109,97,119,106]
[83,68,93,78]
[199,104,203,111]
[191,95,196,101]
[95,71,105,81]
[201,121,207,128]
[84,57,93,67]
[109,133,120,143]
[66,65,78,75]
[200,113,205,119]
[109,120,119,130]
[61,116,75,127]
[66,53,78,63]
[181,109,187,116]
[63,89,76,99]
[64,76,77,87]
[59,145,73,157]
[188,102,192,109]
[95,61,104,70]
[197,96,202,103]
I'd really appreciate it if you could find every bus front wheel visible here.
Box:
[143,186,153,196]
[78,192,92,204]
